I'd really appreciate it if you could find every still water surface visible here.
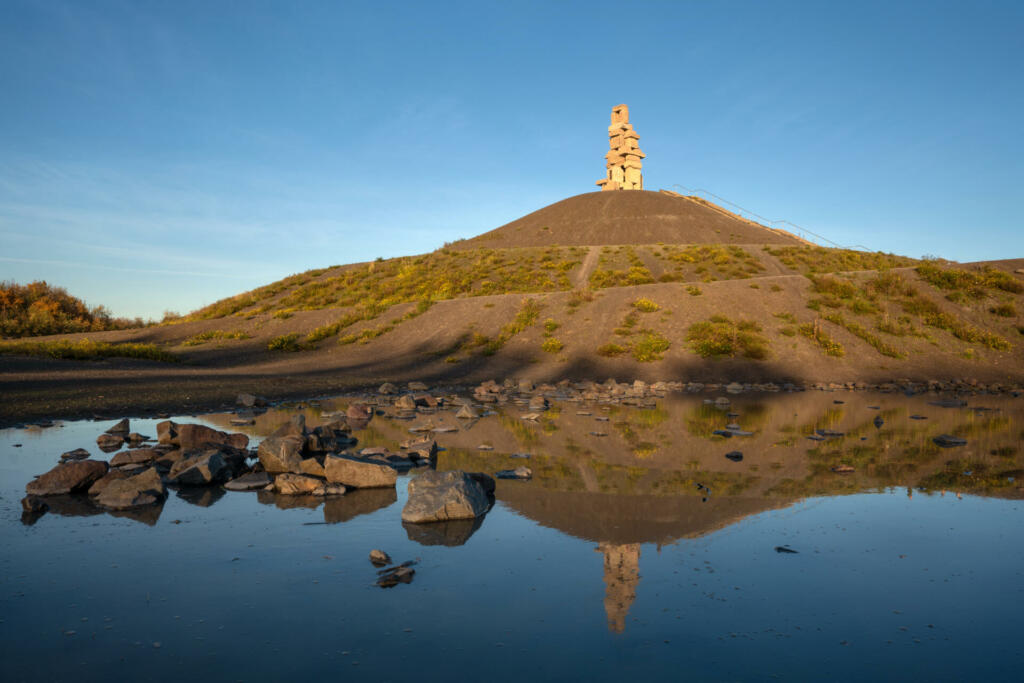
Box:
[1,391,1022,681]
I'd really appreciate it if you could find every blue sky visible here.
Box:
[1,0,1021,319]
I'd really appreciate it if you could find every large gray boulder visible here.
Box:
[324,454,397,488]
[26,460,109,495]
[401,470,491,523]
[257,435,305,473]
[95,468,167,510]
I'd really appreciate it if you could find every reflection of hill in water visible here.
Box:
[497,484,793,545]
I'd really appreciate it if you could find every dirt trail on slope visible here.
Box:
[575,246,600,288]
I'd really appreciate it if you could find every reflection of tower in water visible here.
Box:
[598,543,641,633]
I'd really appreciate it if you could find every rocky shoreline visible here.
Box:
[3,375,1021,431]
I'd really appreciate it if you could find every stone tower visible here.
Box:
[596,104,644,191]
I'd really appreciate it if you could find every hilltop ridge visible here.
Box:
[452,190,806,250]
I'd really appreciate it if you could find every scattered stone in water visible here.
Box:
[224,472,272,491]
[774,546,799,554]
[60,448,91,462]
[929,399,967,408]
[831,464,855,474]
[806,435,826,442]
[21,495,49,514]
[402,470,492,523]
[105,418,131,435]
[96,433,124,452]
[725,452,743,463]
[509,453,531,459]
[874,416,884,429]
[590,431,608,437]
[816,429,844,438]
[712,430,733,438]
[495,466,532,480]
[910,415,927,420]
[933,434,967,448]
[477,444,494,451]
[369,549,391,566]
[377,565,416,588]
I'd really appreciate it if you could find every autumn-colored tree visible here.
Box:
[0,281,144,338]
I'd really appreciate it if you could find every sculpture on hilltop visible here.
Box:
[596,104,644,191]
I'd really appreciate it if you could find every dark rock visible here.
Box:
[910,415,928,420]
[59,448,91,462]
[325,454,397,488]
[873,416,884,429]
[933,434,967,448]
[377,565,415,588]
[271,414,307,438]
[96,433,124,452]
[257,435,305,473]
[236,393,266,408]
[26,460,109,495]
[712,430,733,438]
[95,468,167,510]
[929,399,967,408]
[224,472,273,491]
[157,421,248,450]
[110,448,162,467]
[495,466,532,480]
[346,403,373,421]
[168,446,245,486]
[774,546,799,554]
[105,418,130,435]
[402,470,491,523]
[725,451,743,462]
[369,549,391,566]
[816,429,845,438]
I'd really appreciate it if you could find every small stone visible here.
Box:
[369,549,391,566]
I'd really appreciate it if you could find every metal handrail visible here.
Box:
[670,184,873,251]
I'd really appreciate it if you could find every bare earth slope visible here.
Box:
[453,191,805,249]
[2,187,1022,426]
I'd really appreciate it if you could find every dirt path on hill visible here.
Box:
[575,246,600,288]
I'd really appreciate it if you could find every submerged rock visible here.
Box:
[401,470,491,523]
[725,451,743,463]
[933,434,967,448]
[495,466,532,480]
[21,495,49,514]
[59,448,91,462]
[224,472,273,491]
[26,460,109,495]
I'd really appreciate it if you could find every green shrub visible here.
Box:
[597,342,627,357]
[798,321,844,357]
[631,331,671,362]
[686,285,703,296]
[543,318,560,333]
[822,312,904,358]
[686,317,769,359]
[990,303,1017,317]
[182,330,251,346]
[541,338,564,353]
[268,333,303,352]
[632,298,661,312]
[0,339,178,362]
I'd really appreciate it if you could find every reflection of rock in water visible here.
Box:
[403,516,484,547]
[21,493,164,526]
[176,487,226,508]
[256,489,321,510]
[323,488,397,523]
[599,543,640,633]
